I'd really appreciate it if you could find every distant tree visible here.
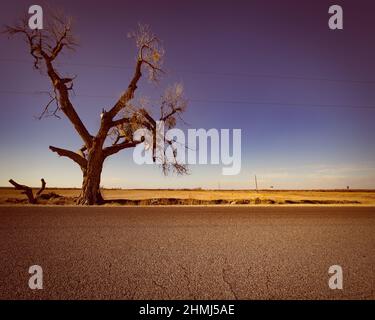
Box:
[4,12,187,205]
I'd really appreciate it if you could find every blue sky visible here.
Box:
[1,0,375,189]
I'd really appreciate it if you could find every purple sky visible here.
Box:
[1,0,375,189]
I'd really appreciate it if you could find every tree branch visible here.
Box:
[140,108,156,127]
[36,178,46,196]
[43,58,93,148]
[49,145,87,168]
[8,178,46,204]
[161,107,182,122]
[3,15,93,149]
[107,59,143,120]
[9,179,35,204]
[110,117,131,128]
[103,140,143,158]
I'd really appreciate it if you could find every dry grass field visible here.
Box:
[1,188,375,206]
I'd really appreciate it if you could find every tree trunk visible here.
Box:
[77,148,104,205]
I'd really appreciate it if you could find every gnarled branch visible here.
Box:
[36,178,46,196]
[106,24,165,122]
[49,146,87,168]
[3,12,93,149]
[106,59,143,120]
[110,117,131,128]
[103,140,143,158]
[9,178,47,204]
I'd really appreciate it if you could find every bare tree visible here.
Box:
[4,14,188,205]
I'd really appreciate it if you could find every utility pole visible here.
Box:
[254,175,258,193]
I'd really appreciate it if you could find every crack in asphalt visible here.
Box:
[222,266,239,300]
[1,206,374,299]
[179,264,190,285]
[152,279,171,299]
[129,282,139,300]
[179,264,197,299]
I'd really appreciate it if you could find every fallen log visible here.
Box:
[9,178,46,204]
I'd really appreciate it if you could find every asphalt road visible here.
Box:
[0,206,374,300]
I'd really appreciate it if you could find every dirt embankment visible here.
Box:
[1,188,371,206]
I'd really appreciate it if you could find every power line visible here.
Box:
[190,99,375,110]
[0,58,134,70]
[1,57,375,85]
[0,89,375,110]
[0,90,115,99]
[174,70,375,85]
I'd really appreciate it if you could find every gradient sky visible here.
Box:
[1,0,375,189]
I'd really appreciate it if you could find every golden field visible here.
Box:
[1,188,375,205]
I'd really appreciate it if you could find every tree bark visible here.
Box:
[76,148,104,205]
[9,178,46,204]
